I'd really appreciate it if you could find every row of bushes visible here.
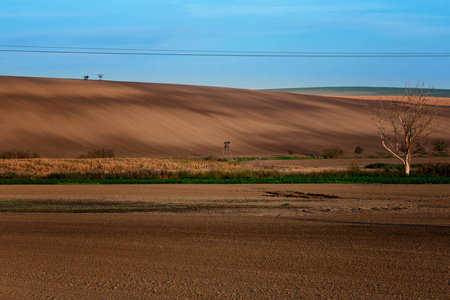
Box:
[75,143,450,160]
[0,148,115,160]
[78,148,115,159]
[363,162,450,177]
[353,163,450,177]
[0,163,447,180]
[321,139,449,159]
[1,141,448,161]
[0,151,40,159]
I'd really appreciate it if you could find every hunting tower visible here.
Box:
[221,141,233,161]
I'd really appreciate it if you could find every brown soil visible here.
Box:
[1,76,449,158]
[1,184,449,299]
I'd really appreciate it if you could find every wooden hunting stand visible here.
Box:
[221,141,233,161]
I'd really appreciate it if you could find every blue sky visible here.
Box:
[1,0,449,89]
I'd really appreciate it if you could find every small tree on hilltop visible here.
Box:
[98,74,104,80]
[365,84,438,175]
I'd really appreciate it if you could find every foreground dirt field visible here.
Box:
[0,184,449,299]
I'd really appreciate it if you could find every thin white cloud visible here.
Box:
[335,12,450,37]
[0,11,98,18]
[185,3,387,18]
[184,3,450,38]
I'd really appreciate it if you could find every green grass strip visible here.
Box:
[0,176,448,185]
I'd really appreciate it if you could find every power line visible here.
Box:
[0,45,449,57]
[1,44,449,55]
[1,49,448,57]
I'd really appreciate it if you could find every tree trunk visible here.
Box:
[405,154,411,176]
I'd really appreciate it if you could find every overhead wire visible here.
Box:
[0,44,449,57]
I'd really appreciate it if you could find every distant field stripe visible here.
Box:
[0,177,448,185]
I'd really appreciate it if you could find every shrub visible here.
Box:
[413,142,427,155]
[347,160,361,174]
[354,146,364,155]
[321,146,343,159]
[365,163,403,171]
[288,149,294,155]
[0,150,40,159]
[432,140,448,156]
[79,148,114,159]
[365,163,393,169]
[204,155,218,161]
[414,163,450,177]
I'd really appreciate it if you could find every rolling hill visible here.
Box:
[264,86,450,98]
[0,76,449,158]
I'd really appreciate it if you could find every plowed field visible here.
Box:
[1,184,449,299]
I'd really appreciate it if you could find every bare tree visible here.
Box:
[365,84,438,175]
[98,74,104,80]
